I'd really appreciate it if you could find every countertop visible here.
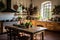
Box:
[38,20,60,23]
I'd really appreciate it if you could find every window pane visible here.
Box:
[41,1,52,20]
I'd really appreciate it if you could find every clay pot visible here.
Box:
[13,5,18,10]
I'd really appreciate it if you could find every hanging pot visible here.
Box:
[13,1,18,11]
[0,0,5,11]
[13,4,18,10]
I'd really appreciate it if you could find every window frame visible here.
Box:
[41,1,52,21]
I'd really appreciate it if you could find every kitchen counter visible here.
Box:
[36,20,60,31]
[38,20,60,23]
[31,20,60,31]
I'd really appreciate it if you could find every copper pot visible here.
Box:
[13,4,18,10]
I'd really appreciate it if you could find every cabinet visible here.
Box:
[46,22,60,31]
[32,20,60,31]
[46,22,56,31]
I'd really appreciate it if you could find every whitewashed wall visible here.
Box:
[0,0,60,20]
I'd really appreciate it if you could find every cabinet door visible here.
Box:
[31,20,36,26]
[36,21,42,25]
[54,23,60,31]
[46,22,54,30]
[36,21,46,27]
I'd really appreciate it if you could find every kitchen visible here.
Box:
[0,0,60,40]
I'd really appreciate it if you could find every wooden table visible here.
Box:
[5,26,47,40]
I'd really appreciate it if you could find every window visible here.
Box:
[41,1,52,21]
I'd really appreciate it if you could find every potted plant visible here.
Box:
[17,16,22,21]
[17,16,22,24]
[52,5,60,15]
[25,22,32,28]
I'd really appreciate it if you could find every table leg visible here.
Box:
[14,35,16,40]
[10,30,12,40]
[41,32,44,40]
[30,34,34,40]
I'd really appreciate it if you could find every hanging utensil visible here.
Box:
[13,0,18,11]
[0,0,5,11]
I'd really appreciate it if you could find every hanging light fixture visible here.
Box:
[28,0,38,15]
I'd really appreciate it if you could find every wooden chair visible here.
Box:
[5,27,30,40]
